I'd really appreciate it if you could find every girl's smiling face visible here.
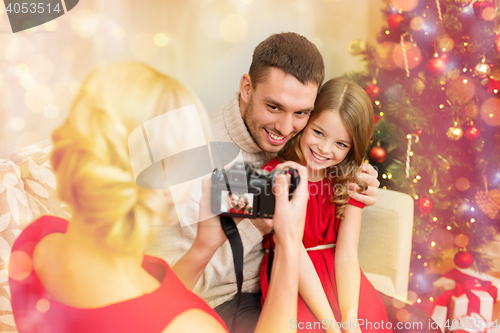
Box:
[238,197,246,208]
[299,109,352,182]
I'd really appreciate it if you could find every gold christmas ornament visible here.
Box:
[464,103,479,118]
[446,75,476,105]
[474,61,491,78]
[446,122,463,140]
[375,42,398,70]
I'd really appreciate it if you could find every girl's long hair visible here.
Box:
[278,77,374,218]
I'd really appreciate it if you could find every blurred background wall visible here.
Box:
[0,0,384,158]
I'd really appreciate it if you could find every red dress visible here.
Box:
[259,159,392,333]
[9,215,228,333]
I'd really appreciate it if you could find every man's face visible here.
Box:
[230,194,238,207]
[240,68,318,153]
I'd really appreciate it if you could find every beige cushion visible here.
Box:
[0,160,32,332]
[10,140,71,221]
[364,272,397,298]
[358,189,414,302]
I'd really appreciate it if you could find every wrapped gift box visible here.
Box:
[449,289,494,322]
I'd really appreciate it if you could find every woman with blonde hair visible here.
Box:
[8,62,309,333]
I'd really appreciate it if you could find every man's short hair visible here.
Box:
[249,32,325,88]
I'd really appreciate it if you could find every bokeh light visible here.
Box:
[5,37,34,62]
[112,26,126,40]
[131,33,159,61]
[16,131,43,151]
[20,75,36,89]
[438,36,454,53]
[455,177,470,191]
[482,7,496,21]
[219,14,248,43]
[9,118,25,132]
[25,85,53,113]
[0,81,11,110]
[480,98,500,126]
[71,10,100,38]
[8,251,32,281]
[396,308,410,322]
[15,63,29,77]
[455,234,469,248]
[390,0,418,12]
[36,299,50,313]
[154,33,169,47]
[27,55,54,84]
[43,20,57,31]
[44,105,59,119]
[410,16,425,31]
[407,291,418,304]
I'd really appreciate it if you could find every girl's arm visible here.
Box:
[334,203,363,333]
[298,244,342,333]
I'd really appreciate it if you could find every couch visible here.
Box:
[0,140,414,332]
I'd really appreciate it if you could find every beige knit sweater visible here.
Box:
[146,93,276,308]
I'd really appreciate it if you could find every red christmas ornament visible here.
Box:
[473,0,496,20]
[425,58,447,76]
[374,115,382,125]
[418,197,433,215]
[454,250,474,269]
[388,13,405,29]
[365,84,380,101]
[464,125,480,141]
[485,78,500,93]
[369,146,388,163]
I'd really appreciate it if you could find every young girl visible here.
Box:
[260,77,393,333]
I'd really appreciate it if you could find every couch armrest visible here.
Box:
[358,188,414,302]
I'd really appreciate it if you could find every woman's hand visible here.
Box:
[348,163,379,206]
[271,161,309,246]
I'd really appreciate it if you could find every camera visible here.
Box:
[211,162,300,218]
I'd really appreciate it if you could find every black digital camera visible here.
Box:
[210,162,300,218]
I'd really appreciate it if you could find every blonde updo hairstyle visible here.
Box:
[51,62,210,254]
[279,77,374,219]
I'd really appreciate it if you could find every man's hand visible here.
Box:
[348,163,379,207]
[194,176,229,252]
[248,217,273,236]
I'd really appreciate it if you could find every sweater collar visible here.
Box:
[223,92,264,154]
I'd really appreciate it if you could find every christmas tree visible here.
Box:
[346,0,500,295]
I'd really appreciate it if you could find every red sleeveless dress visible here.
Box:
[9,215,228,333]
[260,158,392,333]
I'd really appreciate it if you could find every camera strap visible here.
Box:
[220,215,243,332]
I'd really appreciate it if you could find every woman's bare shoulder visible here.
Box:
[162,309,227,333]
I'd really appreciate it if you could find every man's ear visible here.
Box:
[240,74,252,104]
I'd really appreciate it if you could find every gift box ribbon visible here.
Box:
[419,269,498,317]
